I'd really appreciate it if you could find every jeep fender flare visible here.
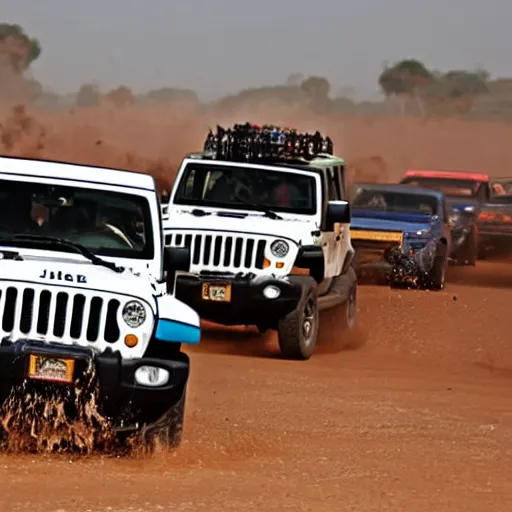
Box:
[293,245,324,283]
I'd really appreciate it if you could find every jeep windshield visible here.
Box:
[401,177,479,198]
[173,163,317,215]
[0,178,154,259]
[353,188,438,215]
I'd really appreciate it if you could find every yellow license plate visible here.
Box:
[350,229,403,244]
[28,355,75,384]
[201,283,232,302]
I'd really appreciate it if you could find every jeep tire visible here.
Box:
[456,225,478,266]
[140,388,186,454]
[277,282,319,360]
[333,268,357,331]
[428,245,447,290]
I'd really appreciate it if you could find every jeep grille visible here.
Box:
[165,231,267,272]
[0,286,121,343]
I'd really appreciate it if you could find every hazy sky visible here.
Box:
[3,0,511,100]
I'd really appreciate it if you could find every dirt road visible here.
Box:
[0,260,510,512]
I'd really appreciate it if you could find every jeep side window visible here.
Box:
[184,169,207,200]
[331,166,344,200]
[326,168,338,201]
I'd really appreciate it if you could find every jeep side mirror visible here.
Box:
[160,190,170,205]
[325,200,351,231]
[163,246,191,292]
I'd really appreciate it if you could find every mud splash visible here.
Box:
[0,363,116,455]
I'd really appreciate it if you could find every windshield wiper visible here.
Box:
[3,234,124,274]
[234,195,283,220]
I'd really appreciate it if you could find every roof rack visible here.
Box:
[202,123,334,163]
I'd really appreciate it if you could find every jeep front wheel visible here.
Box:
[139,389,186,454]
[277,284,319,360]
[428,251,447,290]
[456,225,478,266]
[343,278,357,331]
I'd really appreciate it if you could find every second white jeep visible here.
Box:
[162,124,357,360]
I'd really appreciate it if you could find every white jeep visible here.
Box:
[0,155,200,452]
[161,124,357,360]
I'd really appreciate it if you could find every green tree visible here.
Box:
[300,76,331,114]
[421,69,489,115]
[0,23,41,71]
[378,59,433,116]
[300,76,331,99]
[106,85,134,107]
[76,84,101,107]
[379,59,432,96]
[442,69,488,99]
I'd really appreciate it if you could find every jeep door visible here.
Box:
[323,165,347,278]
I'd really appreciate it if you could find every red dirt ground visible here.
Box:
[0,106,512,511]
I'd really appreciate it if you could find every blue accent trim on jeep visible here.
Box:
[155,319,201,345]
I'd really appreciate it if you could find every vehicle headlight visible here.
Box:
[122,300,147,328]
[134,366,170,387]
[270,239,289,258]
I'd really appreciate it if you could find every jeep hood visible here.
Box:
[165,207,317,242]
[351,210,432,234]
[0,251,156,307]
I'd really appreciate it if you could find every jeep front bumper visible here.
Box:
[0,339,189,431]
[175,273,305,326]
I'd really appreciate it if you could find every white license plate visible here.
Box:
[28,355,75,384]
[201,283,232,302]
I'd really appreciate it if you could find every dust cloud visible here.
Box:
[1,100,510,195]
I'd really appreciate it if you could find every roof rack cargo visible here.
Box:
[200,123,334,164]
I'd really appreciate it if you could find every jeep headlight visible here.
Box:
[270,239,289,258]
[122,300,147,328]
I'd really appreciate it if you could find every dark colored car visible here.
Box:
[350,183,451,290]
[400,169,491,265]
[476,190,512,256]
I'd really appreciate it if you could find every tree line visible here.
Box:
[1,23,510,118]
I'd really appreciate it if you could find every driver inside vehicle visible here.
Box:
[35,196,137,249]
[207,169,252,201]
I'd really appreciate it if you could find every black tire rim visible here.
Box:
[302,294,317,346]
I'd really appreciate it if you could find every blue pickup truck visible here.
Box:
[399,169,489,264]
[350,183,452,290]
